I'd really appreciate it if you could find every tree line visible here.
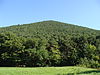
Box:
[0,32,99,68]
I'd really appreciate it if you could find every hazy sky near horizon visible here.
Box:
[0,0,100,30]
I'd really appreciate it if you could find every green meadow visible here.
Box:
[0,67,99,75]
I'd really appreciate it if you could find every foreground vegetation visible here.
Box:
[0,21,100,68]
[0,67,99,75]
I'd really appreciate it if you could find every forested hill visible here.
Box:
[0,21,100,68]
[0,20,100,38]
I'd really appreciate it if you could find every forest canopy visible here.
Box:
[0,21,100,68]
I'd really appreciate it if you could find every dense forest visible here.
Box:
[0,21,100,68]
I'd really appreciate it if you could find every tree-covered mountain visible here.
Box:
[0,20,100,38]
[0,21,100,68]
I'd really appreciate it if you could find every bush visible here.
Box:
[79,57,100,68]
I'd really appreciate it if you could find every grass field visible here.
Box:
[0,67,99,75]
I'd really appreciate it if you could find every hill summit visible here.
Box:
[0,20,99,38]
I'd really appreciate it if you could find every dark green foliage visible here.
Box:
[0,21,100,68]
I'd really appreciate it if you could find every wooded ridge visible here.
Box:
[0,21,99,68]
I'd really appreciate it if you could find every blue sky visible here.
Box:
[0,0,100,30]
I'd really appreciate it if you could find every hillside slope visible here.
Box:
[0,21,100,68]
[0,21,99,38]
